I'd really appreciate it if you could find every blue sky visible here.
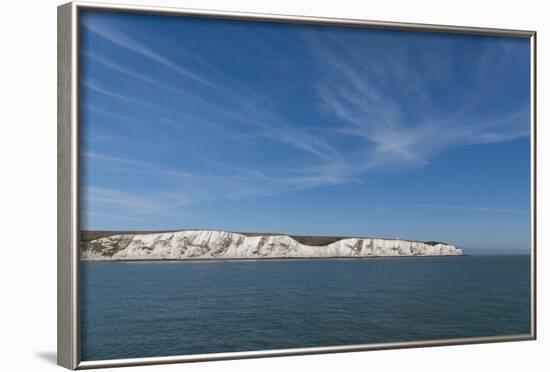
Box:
[80,11,532,253]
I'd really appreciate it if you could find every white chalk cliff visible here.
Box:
[81,230,462,260]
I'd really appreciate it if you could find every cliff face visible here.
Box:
[81,230,462,260]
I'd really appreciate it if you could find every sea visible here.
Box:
[81,255,531,361]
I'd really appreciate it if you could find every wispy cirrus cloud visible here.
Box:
[82,76,232,135]
[82,51,220,112]
[82,151,196,179]
[82,18,530,208]
[82,18,257,103]
[83,186,189,215]
[82,151,273,206]
[301,30,530,176]
[82,13,340,159]
[83,79,161,110]
[83,47,340,161]
[82,18,216,87]
[208,159,356,190]
[82,148,357,228]
[82,151,156,168]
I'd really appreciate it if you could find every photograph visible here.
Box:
[77,8,533,362]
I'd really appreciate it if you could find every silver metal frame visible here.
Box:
[57,1,537,369]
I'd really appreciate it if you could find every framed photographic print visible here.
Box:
[57,1,537,369]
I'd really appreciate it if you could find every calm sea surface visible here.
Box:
[81,255,531,361]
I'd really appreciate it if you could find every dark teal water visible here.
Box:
[81,255,531,361]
